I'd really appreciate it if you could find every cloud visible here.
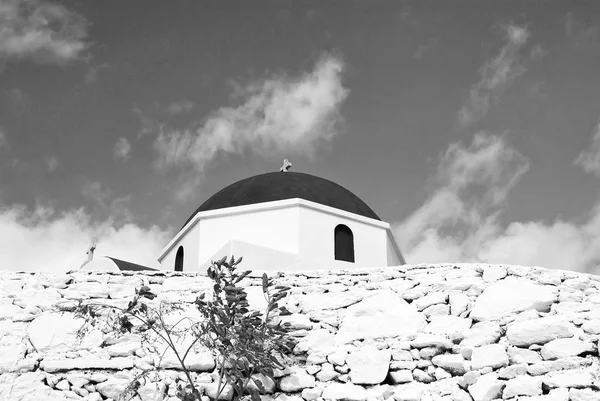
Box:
[396,132,600,274]
[458,24,531,128]
[84,63,109,84]
[80,180,132,222]
[5,88,28,113]
[565,12,598,46]
[167,99,195,115]
[0,0,90,66]
[0,203,172,272]
[133,105,161,138]
[154,53,349,182]
[0,127,8,151]
[574,120,600,176]
[113,137,132,161]
[45,156,58,172]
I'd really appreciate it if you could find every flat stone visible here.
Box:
[498,363,528,379]
[507,347,542,364]
[295,329,335,354]
[297,289,367,312]
[431,354,467,375]
[301,387,323,401]
[527,357,592,376]
[335,290,426,345]
[468,373,504,401]
[279,368,315,392]
[482,266,507,282]
[347,345,391,385]
[275,313,313,330]
[502,376,542,399]
[543,367,595,388]
[411,334,453,350]
[321,382,368,401]
[471,344,508,370]
[0,343,27,373]
[460,321,502,347]
[506,316,574,347]
[449,293,470,316]
[0,303,23,320]
[0,372,68,401]
[569,388,600,401]
[28,313,85,352]
[157,348,215,371]
[389,370,413,384]
[581,320,600,334]
[540,338,595,360]
[414,292,448,311]
[424,316,472,335]
[470,277,557,321]
[392,383,425,401]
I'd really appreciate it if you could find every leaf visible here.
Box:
[262,273,268,293]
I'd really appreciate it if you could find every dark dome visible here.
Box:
[182,172,380,229]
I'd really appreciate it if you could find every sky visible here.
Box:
[1,0,600,274]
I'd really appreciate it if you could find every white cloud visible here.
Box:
[396,132,600,274]
[0,0,90,66]
[45,155,59,172]
[113,137,132,161]
[84,63,109,84]
[458,24,531,128]
[167,99,195,115]
[574,120,600,176]
[0,203,172,272]
[154,53,349,179]
[80,180,132,222]
[565,12,598,46]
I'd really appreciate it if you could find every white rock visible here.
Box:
[468,372,504,401]
[502,376,541,399]
[411,334,453,349]
[28,313,85,352]
[507,347,542,364]
[0,372,68,401]
[460,321,502,347]
[297,289,367,312]
[275,313,313,330]
[301,387,322,401]
[346,345,391,384]
[0,303,23,320]
[449,293,470,316]
[470,277,557,321]
[393,383,425,401]
[506,316,573,347]
[389,370,413,384]
[0,343,27,373]
[569,388,600,401]
[471,344,508,370]
[431,354,467,375]
[157,348,215,371]
[321,382,368,401]
[414,292,448,311]
[540,338,595,360]
[335,290,426,345]
[327,349,348,366]
[482,266,507,282]
[543,367,595,388]
[581,320,600,334]
[295,329,335,354]
[279,368,315,392]
[425,315,472,335]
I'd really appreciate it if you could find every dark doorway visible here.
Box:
[334,224,355,263]
[175,246,184,272]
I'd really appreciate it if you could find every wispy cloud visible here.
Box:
[565,12,598,46]
[167,99,195,115]
[575,120,600,177]
[0,203,172,271]
[80,180,132,222]
[113,137,132,161]
[458,24,531,128]
[154,53,349,199]
[133,105,161,138]
[84,63,109,84]
[45,156,59,173]
[0,0,90,66]
[396,131,600,274]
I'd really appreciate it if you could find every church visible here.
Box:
[81,162,405,272]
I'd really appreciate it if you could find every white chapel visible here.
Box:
[82,163,405,272]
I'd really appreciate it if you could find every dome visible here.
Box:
[182,172,380,229]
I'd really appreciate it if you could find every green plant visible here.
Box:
[75,255,296,401]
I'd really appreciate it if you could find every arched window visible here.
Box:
[334,224,355,263]
[175,246,184,272]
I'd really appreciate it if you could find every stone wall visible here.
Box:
[1,263,600,401]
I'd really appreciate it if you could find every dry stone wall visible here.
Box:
[1,263,600,401]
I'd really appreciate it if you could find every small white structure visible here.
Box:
[158,171,405,272]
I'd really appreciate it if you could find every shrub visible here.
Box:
[76,255,296,401]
